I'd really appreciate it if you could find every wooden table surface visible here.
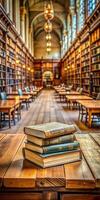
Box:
[77,100,100,108]
[8,95,31,100]
[0,99,21,109]
[0,133,100,195]
[77,100,100,127]
[66,95,92,100]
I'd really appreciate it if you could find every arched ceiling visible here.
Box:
[23,0,69,41]
[22,0,71,58]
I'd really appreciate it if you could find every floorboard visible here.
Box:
[0,90,99,134]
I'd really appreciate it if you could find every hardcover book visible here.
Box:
[23,148,82,168]
[26,134,75,147]
[25,141,80,154]
[24,122,76,139]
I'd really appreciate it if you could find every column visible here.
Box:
[20,7,26,42]
[15,0,20,34]
[25,11,29,47]
[29,26,32,54]
[9,0,13,20]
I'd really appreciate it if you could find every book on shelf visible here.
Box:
[23,148,82,168]
[24,122,76,139]
[26,133,75,147]
[25,141,80,154]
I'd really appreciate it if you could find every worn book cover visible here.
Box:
[24,122,76,139]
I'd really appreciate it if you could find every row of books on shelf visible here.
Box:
[92,64,100,70]
[82,66,89,72]
[91,47,100,55]
[93,79,100,86]
[91,28,100,43]
[0,65,6,71]
[23,122,82,168]
[81,61,89,66]
[92,55,100,63]
[0,49,6,58]
[0,57,6,65]
[0,80,6,86]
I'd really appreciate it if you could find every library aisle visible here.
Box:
[0,89,83,134]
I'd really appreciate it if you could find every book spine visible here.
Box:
[42,141,80,154]
[45,125,76,138]
[43,135,75,146]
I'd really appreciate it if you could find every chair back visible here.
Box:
[76,87,80,92]
[18,88,23,96]
[25,87,30,93]
[96,93,100,100]
[79,88,83,94]
[0,92,7,100]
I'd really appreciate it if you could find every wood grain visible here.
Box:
[0,134,24,187]
[64,157,95,189]
[75,133,100,188]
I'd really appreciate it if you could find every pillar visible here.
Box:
[15,0,20,34]
[29,26,32,54]
[20,6,26,42]
[9,0,13,20]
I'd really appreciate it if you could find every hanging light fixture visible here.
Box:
[47,41,51,47]
[46,33,52,40]
[44,20,52,32]
[47,47,51,52]
[44,0,54,21]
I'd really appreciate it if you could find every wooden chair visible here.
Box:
[0,92,21,124]
[0,92,15,127]
[79,93,100,126]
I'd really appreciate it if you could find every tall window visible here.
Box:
[72,14,76,40]
[79,0,85,30]
[88,0,97,16]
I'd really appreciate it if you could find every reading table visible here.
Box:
[0,133,100,200]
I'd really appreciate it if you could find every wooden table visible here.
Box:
[0,99,21,128]
[66,95,93,110]
[0,133,100,200]
[77,100,100,127]
[8,95,31,110]
[9,91,38,100]
[59,91,80,101]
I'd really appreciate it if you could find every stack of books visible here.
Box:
[23,122,82,168]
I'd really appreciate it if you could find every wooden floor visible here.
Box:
[0,89,99,134]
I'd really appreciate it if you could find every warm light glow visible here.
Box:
[47,41,51,47]
[47,47,51,52]
[23,64,25,68]
[16,59,19,64]
[46,33,52,40]
[28,67,30,71]
[44,1,54,20]
[31,69,34,73]
[44,20,52,32]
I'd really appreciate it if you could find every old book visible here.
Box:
[23,148,81,168]
[26,134,75,147]
[24,122,76,139]
[25,141,80,154]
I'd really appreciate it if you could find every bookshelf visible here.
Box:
[90,27,100,96]
[61,3,100,97]
[75,40,81,89]
[0,28,6,92]
[0,4,34,93]
[81,36,90,94]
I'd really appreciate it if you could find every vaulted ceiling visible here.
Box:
[21,0,70,58]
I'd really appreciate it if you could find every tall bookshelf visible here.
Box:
[0,28,6,92]
[75,40,81,89]
[90,27,100,96]
[0,4,34,93]
[61,3,100,97]
[81,30,90,94]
